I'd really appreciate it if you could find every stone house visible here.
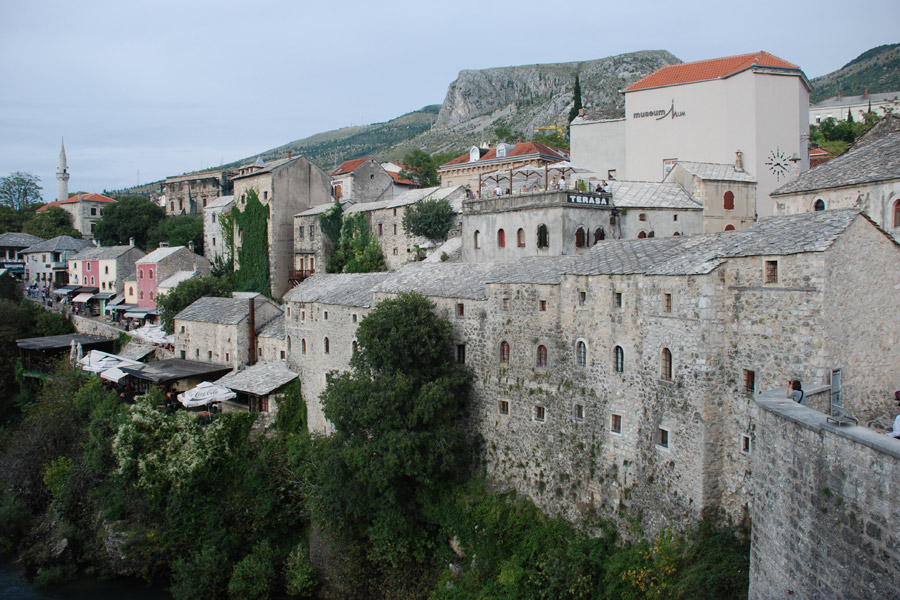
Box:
[174,292,282,370]
[215,361,297,416]
[36,193,116,240]
[68,244,145,294]
[0,232,46,281]
[771,114,900,240]
[134,245,211,309]
[283,209,900,534]
[22,235,92,287]
[440,142,569,191]
[256,313,286,364]
[231,155,331,299]
[664,159,757,231]
[162,169,234,216]
[202,195,234,265]
[330,157,396,204]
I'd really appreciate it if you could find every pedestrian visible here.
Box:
[786,380,805,405]
[885,391,900,439]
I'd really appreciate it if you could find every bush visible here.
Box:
[284,539,317,597]
[170,544,230,600]
[228,540,276,600]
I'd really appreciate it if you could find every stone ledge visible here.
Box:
[756,389,900,459]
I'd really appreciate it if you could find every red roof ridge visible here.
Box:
[331,156,373,177]
[440,141,568,168]
[623,51,801,92]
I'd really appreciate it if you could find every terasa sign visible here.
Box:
[567,194,610,206]
[633,100,686,120]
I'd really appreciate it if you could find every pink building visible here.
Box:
[134,245,211,309]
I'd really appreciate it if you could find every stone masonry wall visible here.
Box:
[750,394,900,600]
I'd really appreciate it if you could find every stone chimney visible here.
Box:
[286,150,292,159]
[837,90,842,100]
[735,150,744,172]
[579,108,585,117]
[864,88,869,100]
[248,297,257,366]
[187,240,194,252]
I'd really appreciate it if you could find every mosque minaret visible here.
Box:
[57,138,69,203]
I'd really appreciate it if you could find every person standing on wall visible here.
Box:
[787,380,805,405]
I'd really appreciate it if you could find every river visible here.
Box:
[0,560,169,600]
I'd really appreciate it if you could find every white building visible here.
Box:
[809,90,899,125]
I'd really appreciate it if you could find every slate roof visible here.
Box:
[16,333,112,350]
[136,246,185,264]
[296,186,464,218]
[0,232,45,248]
[609,181,702,209]
[157,270,197,290]
[175,295,281,325]
[441,142,568,168]
[296,202,342,217]
[22,235,92,254]
[771,130,900,195]
[283,272,394,307]
[205,195,234,209]
[71,245,142,261]
[670,162,756,183]
[120,359,232,384]
[216,361,297,396]
[258,314,285,339]
[232,156,298,180]
[623,51,802,92]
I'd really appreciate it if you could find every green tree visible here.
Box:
[402,198,455,243]
[0,172,43,210]
[398,149,439,187]
[147,214,203,255]
[22,207,81,239]
[0,205,36,234]
[568,74,583,123]
[312,293,471,565]
[157,274,234,334]
[94,195,165,249]
[494,123,524,143]
[326,212,385,273]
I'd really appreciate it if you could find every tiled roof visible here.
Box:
[175,295,281,326]
[609,181,703,209]
[387,170,416,186]
[216,361,297,396]
[283,272,395,307]
[23,235,92,254]
[771,130,900,196]
[38,193,115,212]
[670,162,757,183]
[205,195,234,209]
[331,157,372,176]
[136,246,185,264]
[623,51,801,92]
[441,142,568,168]
[71,245,142,261]
[0,232,45,248]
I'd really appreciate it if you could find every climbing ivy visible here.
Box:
[327,212,385,273]
[232,189,271,296]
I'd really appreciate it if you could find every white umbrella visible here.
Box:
[178,381,237,408]
[547,161,590,176]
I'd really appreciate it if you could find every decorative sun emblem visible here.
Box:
[765,147,791,180]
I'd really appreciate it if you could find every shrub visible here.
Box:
[284,539,317,597]
[228,540,276,600]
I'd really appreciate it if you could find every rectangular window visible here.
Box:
[611,414,622,434]
[180,350,186,359]
[195,349,200,357]
[499,400,509,415]
[324,311,328,320]
[456,344,466,364]
[658,428,669,448]
[378,223,383,236]
[614,292,622,308]
[309,225,315,239]
[502,298,509,310]
[664,293,672,313]
[574,404,584,421]
[742,435,752,453]
[744,369,756,393]
[225,353,230,362]
[579,291,586,306]
[180,326,185,333]
[297,226,304,239]
[534,406,545,422]
[281,350,286,359]
[765,260,778,284]
[208,351,212,360]
[539,300,547,311]
[457,303,465,317]
[352,314,357,323]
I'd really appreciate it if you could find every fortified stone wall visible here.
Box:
[750,394,900,600]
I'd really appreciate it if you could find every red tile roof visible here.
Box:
[387,171,417,186]
[623,52,801,92]
[37,193,116,212]
[441,141,568,168]
[331,157,372,176]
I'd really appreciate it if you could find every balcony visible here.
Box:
[288,269,315,285]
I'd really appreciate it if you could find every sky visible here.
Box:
[1,0,897,200]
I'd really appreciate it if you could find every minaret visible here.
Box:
[57,138,69,203]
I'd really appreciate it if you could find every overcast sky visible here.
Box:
[1,0,897,200]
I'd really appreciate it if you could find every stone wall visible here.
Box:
[750,394,900,600]
[72,314,124,339]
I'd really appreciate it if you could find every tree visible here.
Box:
[567,74,583,123]
[312,293,471,565]
[326,212,385,274]
[157,274,234,334]
[398,149,439,187]
[0,172,42,210]
[402,198,455,243]
[94,195,165,249]
[147,214,203,255]
[22,207,81,239]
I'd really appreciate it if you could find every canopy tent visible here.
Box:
[100,366,130,383]
[178,381,237,408]
[130,323,174,346]
[547,161,591,176]
[78,349,143,373]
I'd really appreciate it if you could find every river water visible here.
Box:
[0,560,169,600]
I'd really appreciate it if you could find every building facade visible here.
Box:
[162,169,235,216]
[440,142,569,191]
[36,193,116,240]
[68,244,145,294]
[809,90,899,125]
[202,195,234,265]
[134,245,211,309]
[22,235,92,287]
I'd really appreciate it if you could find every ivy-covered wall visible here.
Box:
[232,189,271,296]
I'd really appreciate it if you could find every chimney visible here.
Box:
[579,108,585,117]
[864,88,869,100]
[129,237,135,247]
[286,150,292,159]
[188,240,194,252]
[248,297,257,366]
[837,90,842,100]
[735,150,744,172]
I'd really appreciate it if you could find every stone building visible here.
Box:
[68,244,145,294]
[808,89,899,125]
[283,209,900,534]
[36,193,116,240]
[330,157,397,204]
[22,235,92,287]
[771,114,900,240]
[162,168,234,216]
[231,155,331,298]
[202,195,234,265]
[174,292,282,370]
[0,232,46,280]
[440,142,569,191]
[663,159,757,231]
[256,313,286,364]
[134,245,211,309]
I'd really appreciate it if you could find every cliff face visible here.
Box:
[434,50,681,136]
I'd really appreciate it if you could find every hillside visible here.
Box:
[810,43,900,103]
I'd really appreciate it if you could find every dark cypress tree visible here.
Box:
[847,107,854,122]
[567,75,583,123]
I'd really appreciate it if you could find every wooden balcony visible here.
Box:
[289,269,315,285]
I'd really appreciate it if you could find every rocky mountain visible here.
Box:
[810,43,900,103]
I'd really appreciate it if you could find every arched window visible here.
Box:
[537,225,549,249]
[638,231,647,239]
[661,348,673,381]
[474,230,481,249]
[575,227,586,248]
[500,341,510,364]
[724,224,736,231]
[576,341,587,367]
[517,228,525,247]
[497,229,506,248]
[287,336,292,351]
[149,291,154,300]
[724,191,735,210]
[324,337,330,354]
[614,346,624,373]
[536,345,548,368]
[594,227,605,244]
[139,290,144,300]
[814,199,825,211]
[301,339,306,354]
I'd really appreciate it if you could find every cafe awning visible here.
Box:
[73,292,95,303]
[53,285,78,295]
[178,381,237,408]
[124,310,148,319]
[92,292,116,300]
